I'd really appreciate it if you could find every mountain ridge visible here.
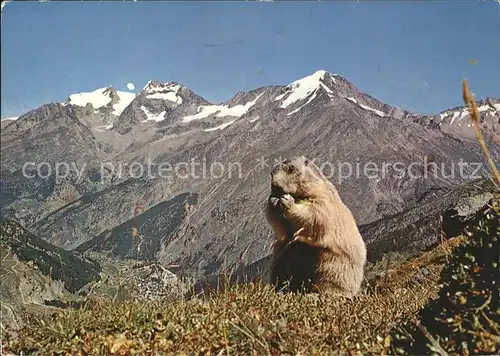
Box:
[3,69,499,129]
[1,69,499,281]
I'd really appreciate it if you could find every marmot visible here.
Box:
[266,156,366,296]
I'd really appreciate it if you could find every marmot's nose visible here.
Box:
[271,182,284,196]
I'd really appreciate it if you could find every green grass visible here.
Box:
[390,197,500,355]
[2,232,459,355]
[2,199,498,356]
[0,217,101,294]
[2,179,498,355]
[3,198,499,355]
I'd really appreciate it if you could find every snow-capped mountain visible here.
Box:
[409,98,500,140]
[142,81,183,105]
[64,86,136,132]
[8,69,493,140]
[74,69,402,136]
[437,99,500,126]
[111,81,211,135]
[276,70,335,109]
[1,70,498,281]
[67,86,136,116]
[0,116,19,130]
[1,116,19,121]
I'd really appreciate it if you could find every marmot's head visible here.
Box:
[270,156,325,200]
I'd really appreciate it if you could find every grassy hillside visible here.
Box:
[390,197,499,354]
[1,217,102,294]
[3,197,498,355]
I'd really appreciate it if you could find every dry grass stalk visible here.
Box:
[462,80,500,188]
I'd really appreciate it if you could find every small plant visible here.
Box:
[390,198,499,355]
[388,80,500,356]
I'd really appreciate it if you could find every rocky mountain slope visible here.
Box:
[1,70,499,282]
[3,198,498,355]
[0,219,185,335]
[0,217,101,293]
[0,217,101,331]
[192,177,498,293]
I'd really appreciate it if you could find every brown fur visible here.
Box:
[266,156,367,296]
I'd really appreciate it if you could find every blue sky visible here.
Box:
[1,1,499,118]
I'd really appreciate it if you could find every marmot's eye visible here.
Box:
[304,159,309,166]
[286,165,297,174]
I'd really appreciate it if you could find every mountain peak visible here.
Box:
[68,87,114,109]
[276,69,336,109]
[102,85,117,97]
[143,80,180,88]
[288,70,330,87]
[309,69,328,79]
[67,86,136,116]
[141,81,184,105]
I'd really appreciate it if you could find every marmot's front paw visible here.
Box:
[269,196,280,208]
[278,194,295,210]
